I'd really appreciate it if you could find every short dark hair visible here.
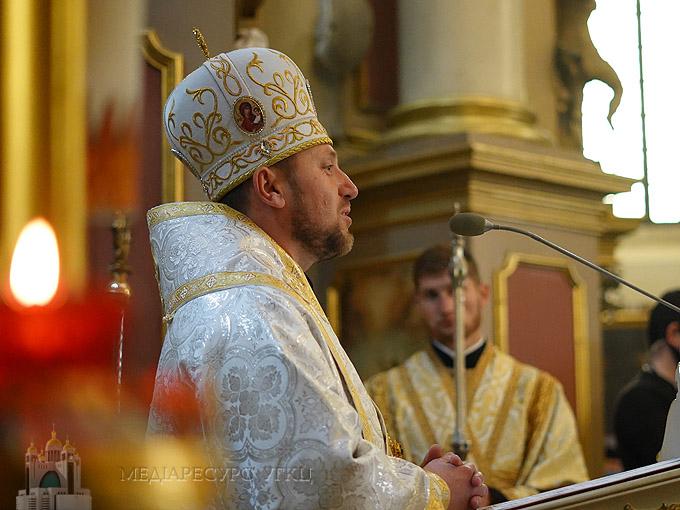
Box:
[218,154,299,214]
[219,178,251,213]
[413,243,479,289]
[647,289,680,345]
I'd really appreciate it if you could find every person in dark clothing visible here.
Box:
[613,289,680,470]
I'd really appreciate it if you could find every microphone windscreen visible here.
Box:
[448,213,487,236]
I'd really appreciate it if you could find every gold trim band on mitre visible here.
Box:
[210,135,333,201]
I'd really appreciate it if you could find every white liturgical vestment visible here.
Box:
[146,202,450,509]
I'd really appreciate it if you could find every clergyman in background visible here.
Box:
[366,244,589,503]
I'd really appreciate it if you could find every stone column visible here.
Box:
[386,0,546,143]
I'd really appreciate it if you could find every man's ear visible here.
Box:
[478,281,491,307]
[252,166,286,209]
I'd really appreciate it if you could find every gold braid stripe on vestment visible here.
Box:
[426,473,450,510]
[397,364,437,447]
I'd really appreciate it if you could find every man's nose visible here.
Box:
[339,169,359,200]
[441,292,456,313]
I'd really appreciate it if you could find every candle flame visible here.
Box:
[9,218,60,307]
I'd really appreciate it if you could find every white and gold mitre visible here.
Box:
[164,47,332,202]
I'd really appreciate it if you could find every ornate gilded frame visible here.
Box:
[141,29,184,203]
[493,252,591,445]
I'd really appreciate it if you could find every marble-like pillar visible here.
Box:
[386,0,546,143]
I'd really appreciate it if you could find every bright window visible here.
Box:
[582,0,680,223]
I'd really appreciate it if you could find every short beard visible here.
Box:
[292,216,354,262]
[289,180,354,263]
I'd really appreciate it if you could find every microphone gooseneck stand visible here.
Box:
[450,233,471,460]
[448,212,680,315]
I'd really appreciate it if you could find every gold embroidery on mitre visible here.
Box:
[206,130,332,201]
[166,100,204,180]
[246,52,314,129]
[208,54,243,96]
[165,87,243,177]
[270,118,327,148]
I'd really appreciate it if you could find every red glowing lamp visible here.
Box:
[0,218,121,384]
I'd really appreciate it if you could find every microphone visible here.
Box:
[449,212,680,315]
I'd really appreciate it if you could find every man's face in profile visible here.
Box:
[285,144,359,263]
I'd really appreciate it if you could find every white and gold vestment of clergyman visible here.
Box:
[146,202,450,509]
[366,343,589,500]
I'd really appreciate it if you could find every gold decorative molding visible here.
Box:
[141,29,184,203]
[50,0,88,293]
[348,133,633,194]
[493,253,591,457]
[383,95,549,145]
[600,308,649,330]
[349,168,613,235]
[343,132,636,237]
[624,504,680,510]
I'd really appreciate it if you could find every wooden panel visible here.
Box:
[506,262,577,407]
[141,29,184,204]
[494,253,590,451]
